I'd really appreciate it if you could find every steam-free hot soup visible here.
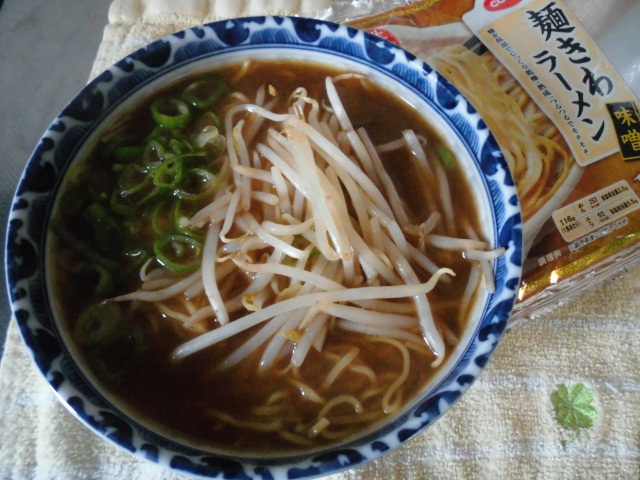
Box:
[48,59,502,453]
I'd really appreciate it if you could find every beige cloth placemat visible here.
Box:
[1,1,639,479]
[2,266,638,479]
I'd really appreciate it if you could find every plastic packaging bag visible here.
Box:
[347,0,640,321]
[316,0,418,23]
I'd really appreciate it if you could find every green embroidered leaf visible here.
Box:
[550,382,598,448]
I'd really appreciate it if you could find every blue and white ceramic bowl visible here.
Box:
[5,16,522,479]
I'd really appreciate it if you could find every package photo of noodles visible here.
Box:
[350,0,640,319]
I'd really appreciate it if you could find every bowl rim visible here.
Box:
[5,15,523,480]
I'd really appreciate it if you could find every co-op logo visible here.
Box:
[484,0,522,11]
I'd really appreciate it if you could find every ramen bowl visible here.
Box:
[5,16,522,479]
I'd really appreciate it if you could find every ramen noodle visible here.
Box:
[49,59,501,452]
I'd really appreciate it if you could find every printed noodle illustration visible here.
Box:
[383,24,584,250]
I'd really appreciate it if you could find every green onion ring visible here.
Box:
[175,168,217,201]
[150,97,191,128]
[181,76,227,110]
[153,156,184,189]
[153,234,203,273]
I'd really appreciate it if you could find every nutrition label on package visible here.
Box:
[552,180,640,242]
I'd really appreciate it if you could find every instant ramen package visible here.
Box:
[348,0,640,320]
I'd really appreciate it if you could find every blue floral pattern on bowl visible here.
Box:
[5,16,522,480]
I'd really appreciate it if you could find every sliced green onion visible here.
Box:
[118,164,151,198]
[175,168,217,201]
[168,138,194,155]
[193,111,224,135]
[143,139,168,166]
[144,126,170,144]
[112,145,144,161]
[110,181,168,214]
[75,301,124,346]
[172,200,205,240]
[150,97,191,129]
[86,263,115,299]
[84,203,121,253]
[180,151,208,170]
[153,156,184,189]
[136,185,170,207]
[52,221,121,272]
[112,162,169,212]
[153,234,203,273]
[438,146,455,168]
[84,202,117,226]
[152,200,174,236]
[109,189,136,216]
[181,75,227,110]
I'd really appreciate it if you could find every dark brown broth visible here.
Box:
[50,59,481,453]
